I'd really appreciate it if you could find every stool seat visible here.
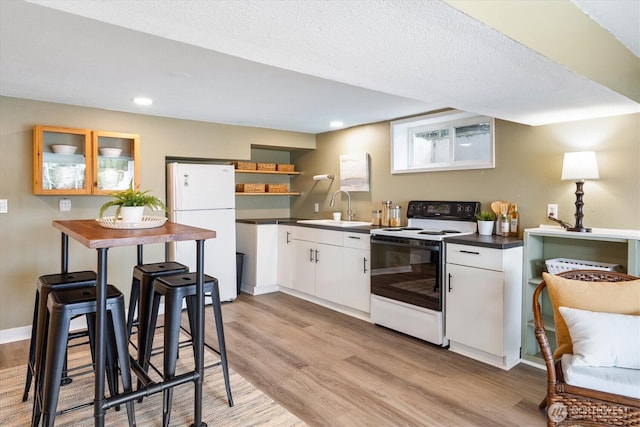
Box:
[145,273,233,425]
[32,285,135,427]
[23,271,97,402]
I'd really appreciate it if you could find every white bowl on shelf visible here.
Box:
[50,144,77,155]
[99,148,122,157]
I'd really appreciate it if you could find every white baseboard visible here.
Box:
[0,303,167,344]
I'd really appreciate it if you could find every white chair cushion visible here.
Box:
[561,354,640,399]
[559,306,640,369]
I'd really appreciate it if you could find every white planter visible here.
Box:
[477,220,494,236]
[120,206,144,223]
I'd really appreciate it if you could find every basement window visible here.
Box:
[391,110,495,173]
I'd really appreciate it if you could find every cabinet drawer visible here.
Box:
[446,243,504,271]
[292,226,343,246]
[343,232,370,250]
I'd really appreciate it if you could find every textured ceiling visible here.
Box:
[1,0,638,134]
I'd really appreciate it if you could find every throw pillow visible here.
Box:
[542,272,640,359]
[559,306,640,368]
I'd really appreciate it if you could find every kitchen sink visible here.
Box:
[297,219,371,227]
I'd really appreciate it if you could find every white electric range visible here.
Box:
[369,201,480,346]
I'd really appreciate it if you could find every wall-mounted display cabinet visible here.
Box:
[521,227,640,366]
[33,125,139,195]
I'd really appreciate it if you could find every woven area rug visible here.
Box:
[0,334,304,427]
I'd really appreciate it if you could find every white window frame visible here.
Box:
[391,110,495,173]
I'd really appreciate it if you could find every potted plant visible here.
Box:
[98,182,167,223]
[475,211,496,236]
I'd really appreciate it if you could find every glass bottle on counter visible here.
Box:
[389,205,402,227]
[501,214,510,236]
[381,201,393,226]
[371,209,382,226]
[509,204,520,237]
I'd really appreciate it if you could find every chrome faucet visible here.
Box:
[330,190,354,221]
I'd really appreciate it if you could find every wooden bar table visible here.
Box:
[52,219,216,427]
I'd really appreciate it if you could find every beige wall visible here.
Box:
[0,96,314,331]
[1,96,638,333]
[291,114,640,232]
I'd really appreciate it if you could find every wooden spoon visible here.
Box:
[490,200,508,218]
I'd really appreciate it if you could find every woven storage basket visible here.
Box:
[266,184,288,193]
[235,183,265,193]
[276,164,295,172]
[257,162,276,171]
[234,161,256,171]
[545,258,620,275]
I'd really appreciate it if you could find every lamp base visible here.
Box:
[567,226,591,233]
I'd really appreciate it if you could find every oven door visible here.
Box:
[370,235,443,311]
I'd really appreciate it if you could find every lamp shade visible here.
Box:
[561,151,600,181]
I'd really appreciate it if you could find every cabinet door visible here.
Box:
[92,131,140,195]
[33,125,92,195]
[446,263,504,356]
[343,247,371,312]
[292,239,316,295]
[277,225,293,288]
[315,243,344,304]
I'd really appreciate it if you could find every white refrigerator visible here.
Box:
[166,162,237,301]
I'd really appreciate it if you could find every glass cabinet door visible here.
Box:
[92,131,140,195]
[33,125,92,195]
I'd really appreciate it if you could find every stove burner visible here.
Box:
[442,229,462,234]
[381,228,403,231]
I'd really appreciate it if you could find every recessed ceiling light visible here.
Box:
[329,121,344,128]
[133,97,153,106]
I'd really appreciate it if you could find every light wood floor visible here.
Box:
[1,292,548,426]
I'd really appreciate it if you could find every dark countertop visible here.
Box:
[236,218,300,225]
[236,219,524,244]
[444,234,523,249]
[236,218,374,234]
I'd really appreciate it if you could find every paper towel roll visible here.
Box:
[313,174,334,181]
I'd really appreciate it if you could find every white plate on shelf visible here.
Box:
[96,216,167,229]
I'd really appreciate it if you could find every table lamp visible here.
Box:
[561,151,599,232]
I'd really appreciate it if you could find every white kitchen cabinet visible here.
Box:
[445,243,523,370]
[342,233,371,312]
[291,227,343,299]
[236,222,279,295]
[314,243,344,304]
[287,226,370,315]
[277,225,293,289]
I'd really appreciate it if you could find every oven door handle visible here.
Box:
[371,239,440,250]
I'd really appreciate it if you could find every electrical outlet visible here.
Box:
[314,202,319,213]
[0,199,7,214]
[547,204,558,218]
[59,198,71,212]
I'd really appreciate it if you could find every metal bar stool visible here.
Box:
[23,271,96,402]
[31,285,135,427]
[145,272,233,426]
[126,245,188,355]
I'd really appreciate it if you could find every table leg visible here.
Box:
[61,233,68,274]
[192,239,205,427]
[94,248,108,427]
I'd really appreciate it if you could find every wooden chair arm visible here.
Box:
[532,281,557,384]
